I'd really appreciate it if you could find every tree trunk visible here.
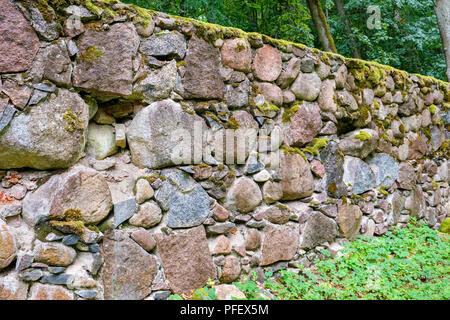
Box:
[334,0,361,58]
[434,0,450,81]
[306,0,338,53]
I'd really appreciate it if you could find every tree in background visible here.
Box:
[305,0,337,53]
[434,0,450,81]
[122,0,447,81]
[325,0,447,80]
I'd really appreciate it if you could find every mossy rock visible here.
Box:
[354,131,372,141]
[440,218,450,234]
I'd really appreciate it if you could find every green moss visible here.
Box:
[282,104,300,123]
[280,145,307,161]
[225,116,239,130]
[440,218,450,234]
[35,223,63,242]
[86,225,100,233]
[354,131,372,141]
[62,110,84,133]
[49,220,85,235]
[429,104,436,115]
[319,52,334,65]
[257,102,280,114]
[180,102,195,115]
[353,105,372,128]
[302,138,329,156]
[431,180,439,189]
[328,183,337,194]
[78,46,104,63]
[63,208,83,221]
[379,186,389,195]
[177,60,186,67]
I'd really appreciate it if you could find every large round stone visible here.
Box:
[22,166,113,226]
[0,89,89,170]
[227,177,262,213]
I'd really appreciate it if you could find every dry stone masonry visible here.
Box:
[0,0,449,300]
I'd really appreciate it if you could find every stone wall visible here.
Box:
[0,0,449,300]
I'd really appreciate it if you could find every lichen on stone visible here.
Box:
[62,110,84,133]
[78,45,104,63]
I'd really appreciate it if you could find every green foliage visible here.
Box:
[122,0,314,46]
[122,0,446,81]
[169,220,449,300]
[168,278,218,300]
[258,221,450,300]
[326,0,447,80]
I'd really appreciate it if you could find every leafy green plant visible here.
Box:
[168,278,218,300]
[257,219,449,300]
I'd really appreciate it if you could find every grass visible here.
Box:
[170,219,450,300]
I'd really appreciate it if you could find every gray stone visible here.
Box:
[245,155,265,174]
[114,199,137,228]
[40,274,74,286]
[19,269,43,282]
[22,166,113,226]
[139,30,186,60]
[300,212,338,249]
[225,79,250,108]
[132,59,178,102]
[86,123,118,160]
[48,267,66,274]
[88,244,101,253]
[40,40,72,87]
[0,105,16,134]
[26,2,59,39]
[0,204,21,220]
[75,289,98,300]
[62,235,80,246]
[206,222,236,235]
[338,129,379,159]
[155,170,210,228]
[32,83,56,93]
[291,72,321,101]
[343,156,377,195]
[15,253,34,272]
[0,89,89,170]
[301,58,315,73]
[226,177,262,213]
[127,99,208,169]
[28,90,48,106]
[366,153,399,188]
